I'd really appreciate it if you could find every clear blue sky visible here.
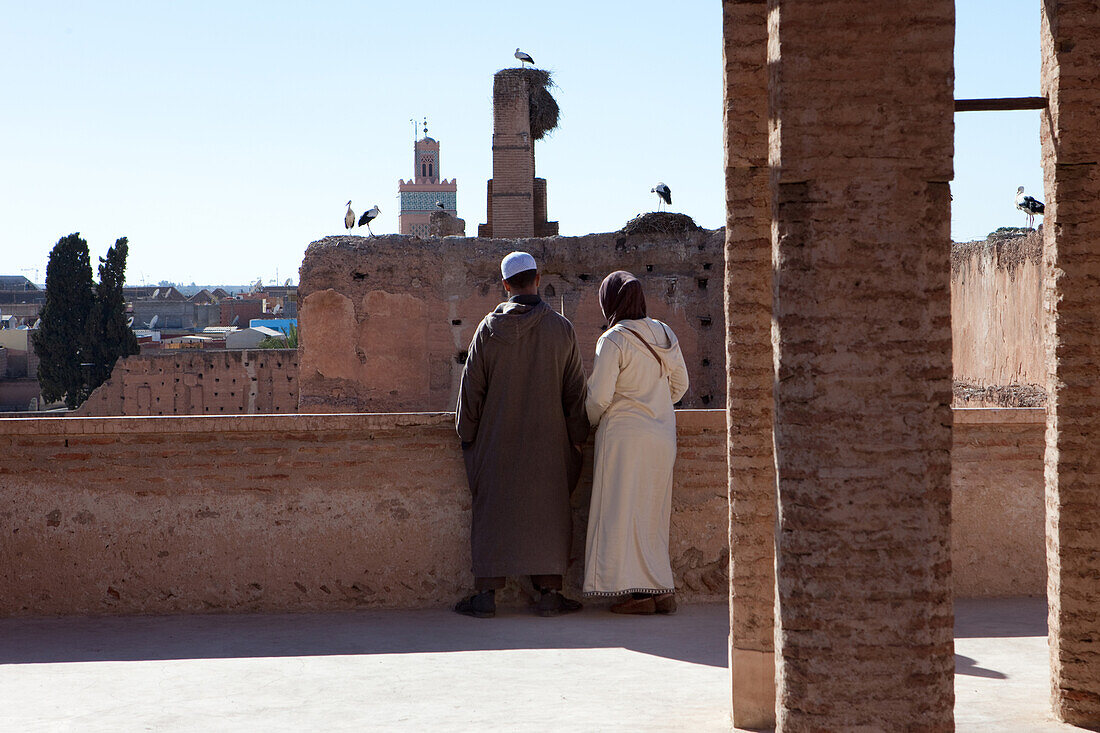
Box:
[1,2,1042,286]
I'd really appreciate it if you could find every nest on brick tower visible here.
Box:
[497,68,560,140]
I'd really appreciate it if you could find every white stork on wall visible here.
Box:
[345,201,356,233]
[651,182,672,212]
[515,48,534,67]
[358,205,381,236]
[1015,186,1045,228]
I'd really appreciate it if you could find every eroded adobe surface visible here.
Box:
[297,231,725,413]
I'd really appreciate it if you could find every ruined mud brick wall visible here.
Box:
[0,410,726,616]
[478,70,557,238]
[722,0,775,727]
[297,231,725,413]
[952,409,1046,597]
[76,350,298,416]
[952,231,1046,406]
[768,1,955,728]
[1041,2,1100,724]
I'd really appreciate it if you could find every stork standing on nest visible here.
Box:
[651,182,672,212]
[358,205,381,236]
[344,201,355,233]
[1015,186,1045,229]
[515,48,534,67]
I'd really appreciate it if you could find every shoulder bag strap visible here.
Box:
[618,325,665,371]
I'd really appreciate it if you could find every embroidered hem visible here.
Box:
[583,587,674,598]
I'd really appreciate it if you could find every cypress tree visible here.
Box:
[33,233,95,408]
[85,237,139,391]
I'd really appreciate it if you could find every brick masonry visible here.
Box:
[76,350,299,416]
[0,410,727,616]
[478,70,557,238]
[1041,1,1100,724]
[297,232,725,413]
[722,0,776,728]
[767,1,955,728]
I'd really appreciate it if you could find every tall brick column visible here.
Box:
[768,1,955,728]
[487,72,535,238]
[722,0,775,728]
[1041,2,1100,725]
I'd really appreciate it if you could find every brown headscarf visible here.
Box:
[599,271,647,327]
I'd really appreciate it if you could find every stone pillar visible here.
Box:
[722,0,775,728]
[768,1,955,728]
[1041,2,1100,725]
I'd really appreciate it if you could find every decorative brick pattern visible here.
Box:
[768,1,955,728]
[722,0,775,728]
[1041,2,1100,724]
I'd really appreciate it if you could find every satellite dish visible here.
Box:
[151,288,160,298]
[272,304,283,315]
[148,315,159,329]
[231,314,240,326]
[285,278,292,287]
[126,316,134,327]
[32,318,41,329]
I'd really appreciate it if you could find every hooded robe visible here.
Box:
[456,295,589,578]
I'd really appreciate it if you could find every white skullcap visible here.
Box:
[501,251,537,280]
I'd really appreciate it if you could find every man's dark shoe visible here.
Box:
[454,591,496,618]
[537,590,583,617]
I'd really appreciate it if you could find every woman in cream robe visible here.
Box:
[584,271,689,613]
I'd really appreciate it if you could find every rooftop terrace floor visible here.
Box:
[0,597,1076,731]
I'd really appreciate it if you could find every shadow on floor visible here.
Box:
[0,603,729,668]
[955,653,1008,679]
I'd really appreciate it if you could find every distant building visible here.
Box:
[398,124,462,237]
[250,318,297,335]
[219,298,265,328]
[226,326,283,350]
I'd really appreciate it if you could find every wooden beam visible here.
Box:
[955,97,1048,112]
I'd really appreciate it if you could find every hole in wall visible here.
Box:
[544,284,556,298]
[703,262,712,271]
[455,350,469,364]
[697,278,708,290]
[579,274,590,282]
[452,319,462,326]
[699,316,712,327]
[701,394,712,405]
[701,358,710,366]
[646,264,653,272]
[352,272,367,281]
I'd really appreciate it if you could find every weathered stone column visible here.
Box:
[488,72,535,238]
[1041,2,1100,725]
[722,0,775,728]
[768,1,955,728]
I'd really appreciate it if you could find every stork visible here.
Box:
[651,182,672,212]
[1015,186,1045,229]
[515,48,534,67]
[358,205,381,236]
[344,201,355,233]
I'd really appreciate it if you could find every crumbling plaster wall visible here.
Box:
[77,350,299,416]
[952,231,1045,403]
[297,232,725,413]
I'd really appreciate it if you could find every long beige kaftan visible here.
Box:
[583,317,689,596]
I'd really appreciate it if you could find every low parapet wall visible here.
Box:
[0,407,1043,617]
[951,408,1045,597]
[0,410,727,616]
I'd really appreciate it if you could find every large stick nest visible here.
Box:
[620,212,701,236]
[496,68,560,141]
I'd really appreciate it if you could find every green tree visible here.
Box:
[33,233,95,408]
[85,237,140,390]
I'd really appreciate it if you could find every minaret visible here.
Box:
[398,119,461,237]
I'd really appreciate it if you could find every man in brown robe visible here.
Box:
[454,251,589,618]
